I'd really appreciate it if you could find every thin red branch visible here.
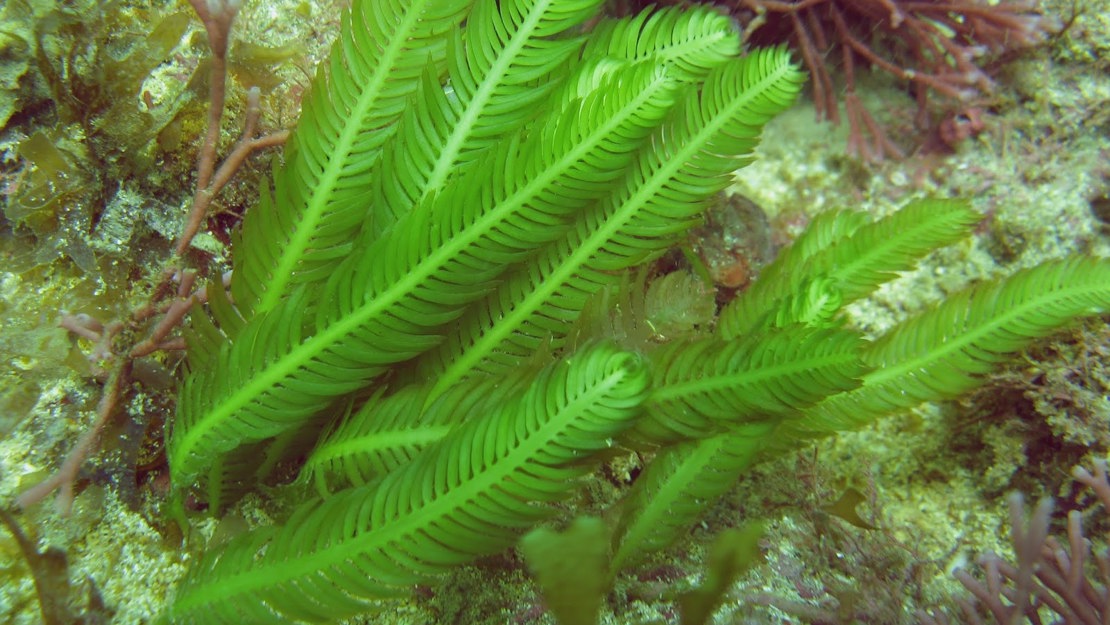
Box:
[16,362,132,515]
[175,86,289,256]
[738,0,1055,160]
[16,0,283,514]
[130,298,196,358]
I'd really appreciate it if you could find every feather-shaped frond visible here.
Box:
[744,208,869,299]
[718,199,980,339]
[611,423,771,572]
[174,285,317,472]
[232,0,474,316]
[169,58,685,492]
[415,48,806,401]
[166,343,650,624]
[581,5,742,82]
[510,5,741,135]
[366,0,602,238]
[629,326,867,445]
[775,257,1110,448]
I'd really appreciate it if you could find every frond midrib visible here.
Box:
[865,269,1108,388]
[832,204,970,292]
[308,425,453,468]
[425,0,553,193]
[649,347,857,401]
[653,30,733,66]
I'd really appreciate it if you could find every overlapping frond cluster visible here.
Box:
[166,0,805,619]
[609,209,1110,574]
[163,0,1110,621]
[170,0,798,502]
